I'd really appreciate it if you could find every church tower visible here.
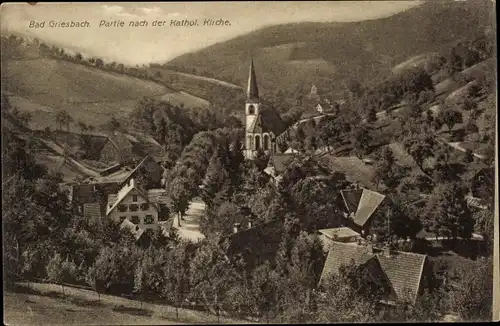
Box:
[244,58,260,159]
[246,57,260,131]
[243,57,286,160]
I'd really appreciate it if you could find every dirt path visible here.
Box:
[172,199,206,242]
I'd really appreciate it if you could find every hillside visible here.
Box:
[166,0,494,99]
[1,57,210,130]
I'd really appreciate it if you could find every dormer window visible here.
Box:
[248,105,255,115]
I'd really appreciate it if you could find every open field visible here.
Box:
[4,282,250,325]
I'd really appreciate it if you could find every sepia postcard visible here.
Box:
[1,1,498,324]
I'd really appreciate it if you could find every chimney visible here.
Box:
[233,223,240,234]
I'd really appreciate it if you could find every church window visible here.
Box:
[263,134,270,150]
[248,105,255,115]
[254,135,261,150]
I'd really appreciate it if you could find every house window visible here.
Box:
[140,203,150,211]
[129,204,139,212]
[132,195,138,202]
[131,216,140,224]
[117,204,128,212]
[248,105,255,115]
[144,215,154,224]
[263,134,270,150]
[254,135,261,150]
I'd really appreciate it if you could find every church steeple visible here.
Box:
[246,57,259,102]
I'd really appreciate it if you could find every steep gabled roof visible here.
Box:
[341,189,363,214]
[375,251,426,304]
[106,179,159,216]
[319,242,372,285]
[354,189,387,226]
[247,57,259,102]
[340,188,387,227]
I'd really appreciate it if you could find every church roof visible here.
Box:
[247,58,259,102]
[248,108,287,135]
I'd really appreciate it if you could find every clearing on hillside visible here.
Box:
[2,58,208,130]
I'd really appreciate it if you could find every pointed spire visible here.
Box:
[247,57,259,102]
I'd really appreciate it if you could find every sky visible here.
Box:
[0,1,423,65]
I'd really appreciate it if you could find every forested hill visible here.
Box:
[165,0,494,99]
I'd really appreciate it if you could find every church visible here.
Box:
[243,58,286,159]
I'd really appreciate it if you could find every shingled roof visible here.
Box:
[319,242,427,304]
[340,188,387,227]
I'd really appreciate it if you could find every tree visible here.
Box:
[85,263,106,302]
[169,177,191,226]
[351,126,372,159]
[189,237,241,319]
[439,109,463,132]
[161,241,191,320]
[75,52,82,62]
[315,263,381,323]
[45,253,77,298]
[424,182,474,242]
[451,258,492,321]
[95,58,104,68]
[403,134,437,173]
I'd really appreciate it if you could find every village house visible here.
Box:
[60,155,165,219]
[318,240,432,305]
[106,178,162,229]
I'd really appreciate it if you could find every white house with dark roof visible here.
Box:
[106,178,160,229]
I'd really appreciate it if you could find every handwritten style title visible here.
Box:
[28,19,231,29]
